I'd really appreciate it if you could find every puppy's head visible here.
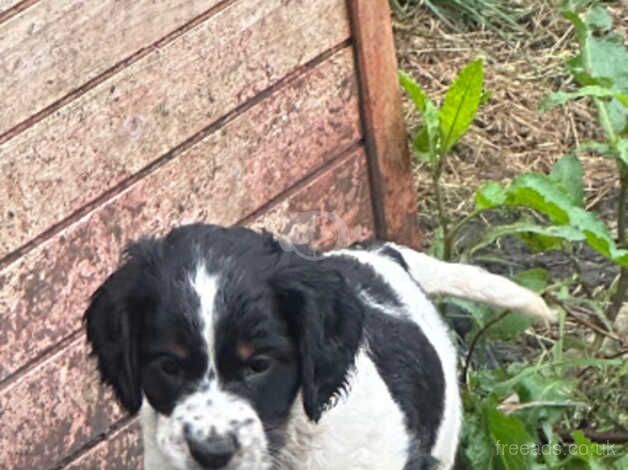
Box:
[84,224,363,469]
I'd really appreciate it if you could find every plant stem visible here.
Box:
[433,172,451,260]
[606,171,627,324]
[462,311,511,389]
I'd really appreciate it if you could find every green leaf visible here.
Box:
[507,173,574,224]
[439,58,484,153]
[513,268,550,293]
[398,70,429,113]
[487,407,536,470]
[468,222,584,255]
[475,181,507,210]
[550,155,584,207]
[587,35,628,94]
[540,86,628,110]
[585,5,612,32]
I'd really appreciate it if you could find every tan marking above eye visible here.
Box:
[236,341,255,362]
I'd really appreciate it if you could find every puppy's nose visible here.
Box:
[185,430,239,469]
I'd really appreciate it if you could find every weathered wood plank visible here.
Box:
[0,341,126,470]
[0,0,350,259]
[0,0,220,136]
[0,147,373,470]
[0,0,26,16]
[347,0,421,248]
[0,48,360,383]
[64,420,142,470]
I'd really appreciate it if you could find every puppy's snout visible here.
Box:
[185,427,239,469]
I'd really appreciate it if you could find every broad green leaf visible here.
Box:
[467,222,584,256]
[587,35,628,94]
[398,70,429,113]
[487,407,536,470]
[439,58,484,153]
[507,173,574,224]
[550,155,584,207]
[475,181,507,210]
[568,206,626,265]
[585,5,612,32]
[540,86,628,110]
[513,268,550,293]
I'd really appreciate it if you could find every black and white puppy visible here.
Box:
[84,224,553,470]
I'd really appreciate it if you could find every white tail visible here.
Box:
[391,244,557,322]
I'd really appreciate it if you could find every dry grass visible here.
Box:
[393,1,621,239]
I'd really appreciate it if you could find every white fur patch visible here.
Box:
[276,350,410,470]
[190,264,219,372]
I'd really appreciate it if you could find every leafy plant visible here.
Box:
[540,0,628,326]
[399,2,628,467]
[399,58,486,260]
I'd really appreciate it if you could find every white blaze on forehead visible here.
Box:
[190,264,219,373]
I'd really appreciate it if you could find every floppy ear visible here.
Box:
[270,258,364,422]
[84,244,156,414]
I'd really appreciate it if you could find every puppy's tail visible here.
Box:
[389,244,556,322]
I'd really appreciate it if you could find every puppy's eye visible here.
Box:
[159,357,182,377]
[243,356,272,378]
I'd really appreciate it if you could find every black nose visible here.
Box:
[185,430,239,469]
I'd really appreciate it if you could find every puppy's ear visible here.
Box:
[270,258,364,422]
[84,241,157,414]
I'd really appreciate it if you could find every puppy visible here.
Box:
[84,224,553,470]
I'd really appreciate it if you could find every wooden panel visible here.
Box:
[0,0,219,136]
[64,421,142,470]
[0,341,126,470]
[0,148,373,470]
[0,0,350,259]
[347,0,421,248]
[0,48,360,383]
[0,0,26,16]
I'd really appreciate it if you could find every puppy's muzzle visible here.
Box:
[184,426,239,469]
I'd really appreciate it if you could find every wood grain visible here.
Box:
[347,0,421,248]
[0,148,373,470]
[0,0,220,136]
[0,48,360,383]
[64,420,142,470]
[0,0,350,259]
